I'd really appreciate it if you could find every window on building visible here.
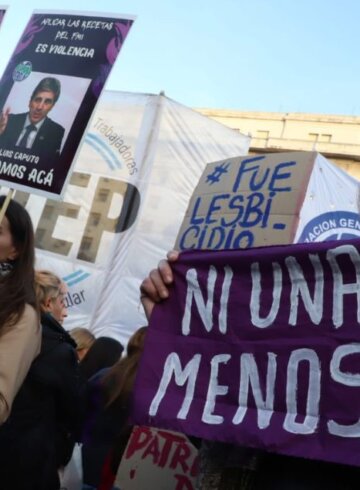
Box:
[81,236,93,251]
[308,133,319,142]
[97,188,109,202]
[308,133,332,143]
[36,228,46,243]
[256,130,270,139]
[70,172,91,187]
[53,240,67,250]
[66,208,78,218]
[42,205,54,220]
[89,212,101,227]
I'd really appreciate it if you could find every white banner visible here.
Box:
[4,91,250,345]
[295,154,360,243]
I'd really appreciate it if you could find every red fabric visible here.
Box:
[98,449,116,490]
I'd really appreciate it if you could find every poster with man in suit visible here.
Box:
[0,10,134,199]
[0,77,64,156]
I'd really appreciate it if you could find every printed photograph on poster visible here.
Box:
[0,10,134,199]
[0,72,91,157]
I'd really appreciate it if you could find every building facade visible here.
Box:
[198,109,360,180]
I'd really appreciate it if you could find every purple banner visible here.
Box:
[0,10,133,198]
[133,239,360,467]
[0,9,6,28]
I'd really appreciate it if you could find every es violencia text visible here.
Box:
[35,16,115,58]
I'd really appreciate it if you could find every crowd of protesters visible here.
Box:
[3,196,360,490]
[0,197,148,490]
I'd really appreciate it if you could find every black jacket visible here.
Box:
[0,313,83,490]
[0,112,65,156]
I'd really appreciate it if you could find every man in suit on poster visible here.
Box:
[0,77,65,156]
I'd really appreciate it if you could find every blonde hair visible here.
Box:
[69,327,95,351]
[34,269,63,311]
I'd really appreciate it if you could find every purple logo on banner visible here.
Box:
[133,240,360,467]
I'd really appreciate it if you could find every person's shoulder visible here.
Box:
[13,303,38,330]
[89,367,111,385]
[41,314,74,346]
[4,304,41,354]
[1,304,39,337]
[23,303,38,321]
[45,117,65,134]
[20,304,40,336]
[7,112,26,124]
[10,112,26,119]
[40,322,77,365]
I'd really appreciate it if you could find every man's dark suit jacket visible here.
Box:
[0,112,65,155]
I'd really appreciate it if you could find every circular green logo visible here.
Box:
[13,61,32,81]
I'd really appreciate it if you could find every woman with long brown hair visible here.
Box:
[101,326,146,414]
[0,267,83,490]
[82,326,147,490]
[0,195,40,424]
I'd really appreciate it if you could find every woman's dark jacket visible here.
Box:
[82,368,130,488]
[0,312,83,490]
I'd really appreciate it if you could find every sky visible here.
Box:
[0,0,359,116]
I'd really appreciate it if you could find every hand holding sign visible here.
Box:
[135,151,360,488]
[0,108,10,135]
[0,11,134,198]
[140,250,179,320]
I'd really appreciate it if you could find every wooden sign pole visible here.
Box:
[0,188,14,224]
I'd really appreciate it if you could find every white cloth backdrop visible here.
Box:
[3,91,250,346]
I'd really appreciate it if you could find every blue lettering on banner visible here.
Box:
[179,157,297,250]
[297,211,360,243]
[206,162,230,185]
